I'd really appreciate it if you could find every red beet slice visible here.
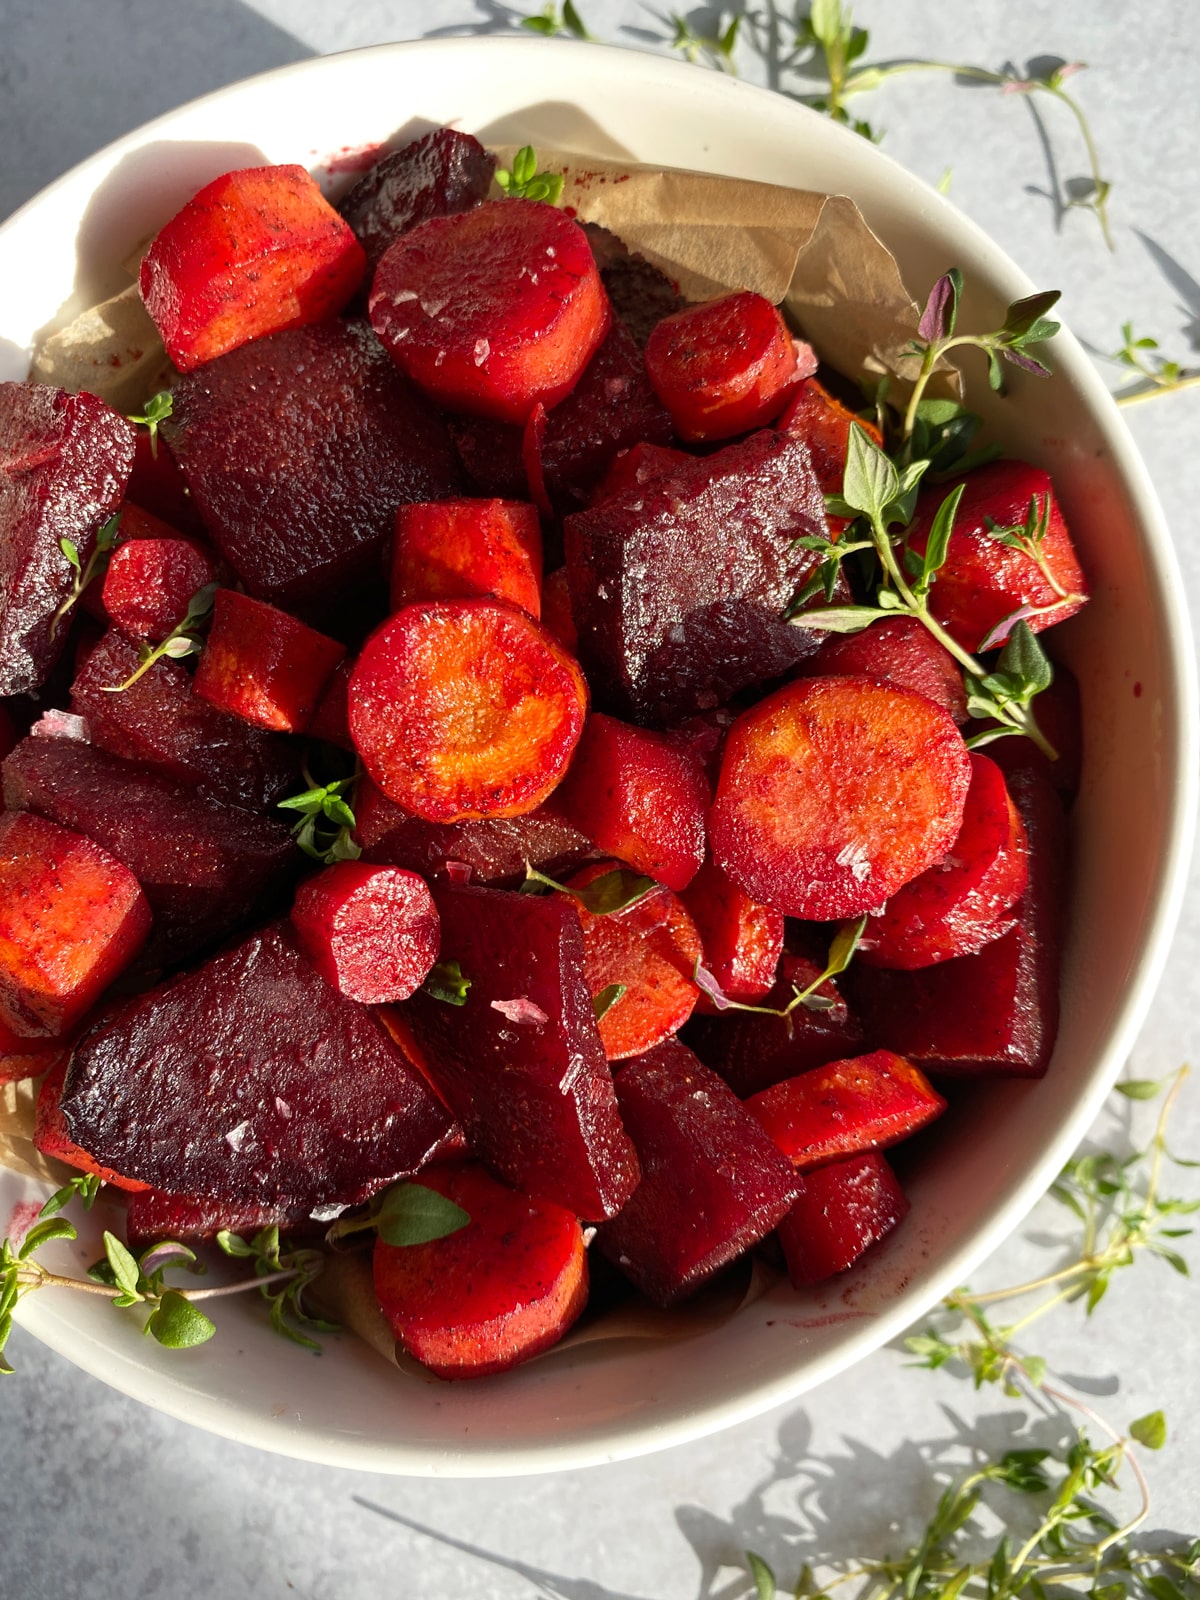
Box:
[161,319,464,624]
[290,862,439,1004]
[710,676,972,918]
[99,535,218,641]
[125,1188,306,1247]
[370,198,611,425]
[139,164,366,371]
[746,1050,947,1170]
[800,615,968,724]
[846,766,1067,1076]
[337,127,497,279]
[563,430,837,725]
[0,383,135,694]
[3,733,296,969]
[193,590,346,734]
[681,856,784,1010]
[70,630,300,812]
[905,459,1088,652]
[391,498,543,618]
[355,774,595,885]
[348,599,588,822]
[595,1038,801,1307]
[687,953,864,1098]
[645,291,801,441]
[403,882,639,1220]
[373,1162,588,1379]
[859,753,1028,968]
[59,921,456,1207]
[549,712,709,891]
[561,861,703,1062]
[777,1151,909,1287]
[34,1061,150,1192]
[581,221,689,350]
[0,810,150,1039]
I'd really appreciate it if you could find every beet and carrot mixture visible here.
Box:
[0,133,1088,1380]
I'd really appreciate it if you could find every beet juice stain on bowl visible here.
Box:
[0,40,1193,1477]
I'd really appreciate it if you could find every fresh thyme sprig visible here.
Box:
[668,10,741,74]
[522,862,658,915]
[51,512,121,639]
[126,390,173,457]
[693,915,867,1018]
[1109,322,1200,407]
[518,0,592,39]
[323,1181,470,1252]
[422,958,472,1006]
[216,1226,334,1353]
[495,145,565,204]
[101,580,218,693]
[277,768,361,864]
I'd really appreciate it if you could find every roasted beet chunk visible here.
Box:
[0,384,135,694]
[161,319,463,624]
[337,127,497,279]
[581,222,688,350]
[3,734,296,968]
[404,883,640,1221]
[595,1039,801,1306]
[70,630,299,812]
[563,431,837,724]
[59,921,456,1208]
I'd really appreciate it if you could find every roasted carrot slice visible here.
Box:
[746,1050,946,1170]
[644,291,801,441]
[348,599,588,822]
[0,810,151,1039]
[391,497,542,619]
[140,164,366,371]
[777,1151,909,1287]
[369,198,610,424]
[33,1061,150,1191]
[710,676,972,919]
[290,861,440,1004]
[549,712,709,891]
[372,1163,588,1379]
[859,753,1028,968]
[682,856,783,1010]
[193,589,346,735]
[100,536,218,640]
[561,860,702,1061]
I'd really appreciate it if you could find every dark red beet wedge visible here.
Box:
[70,630,300,813]
[0,384,135,695]
[595,1039,801,1307]
[403,882,640,1220]
[125,1188,307,1247]
[161,319,463,625]
[581,221,689,350]
[563,431,837,725]
[59,922,457,1208]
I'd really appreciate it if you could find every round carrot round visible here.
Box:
[562,860,703,1061]
[348,598,589,822]
[709,676,972,919]
[372,1163,588,1379]
[369,199,611,425]
[644,290,799,441]
[290,861,440,1003]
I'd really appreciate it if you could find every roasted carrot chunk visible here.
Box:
[777,1151,909,1287]
[100,535,218,640]
[682,856,783,1010]
[0,810,151,1039]
[348,599,588,822]
[34,1060,150,1191]
[562,861,702,1061]
[746,1050,946,1170]
[800,615,968,724]
[595,1039,800,1307]
[645,291,801,441]
[549,712,709,891]
[139,164,366,371]
[369,198,611,424]
[710,676,972,918]
[193,589,346,735]
[859,753,1028,968]
[373,1163,588,1379]
[905,459,1088,651]
[290,861,440,1004]
[391,498,542,618]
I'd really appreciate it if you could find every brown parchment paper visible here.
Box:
[8,145,943,1364]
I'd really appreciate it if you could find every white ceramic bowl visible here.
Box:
[1,38,1194,1476]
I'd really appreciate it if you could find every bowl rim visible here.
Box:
[3,34,1196,1477]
